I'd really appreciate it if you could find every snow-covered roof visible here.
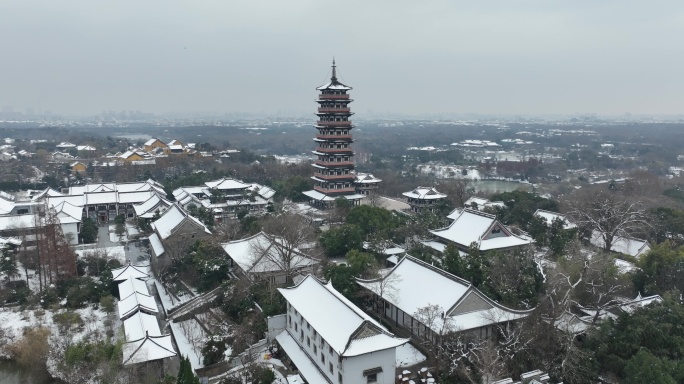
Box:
[118,191,156,204]
[302,190,364,202]
[50,201,83,222]
[144,138,165,146]
[534,209,576,229]
[133,193,171,218]
[402,186,446,200]
[84,192,118,205]
[118,276,150,299]
[123,312,161,341]
[590,230,650,258]
[355,172,382,184]
[31,188,63,201]
[461,197,505,213]
[275,331,331,384]
[0,214,41,231]
[111,263,150,282]
[205,177,250,191]
[122,334,176,365]
[561,293,663,334]
[151,204,211,240]
[0,197,15,215]
[357,256,532,333]
[316,79,352,91]
[431,209,532,251]
[118,291,159,319]
[278,275,407,357]
[148,233,165,257]
[248,183,276,199]
[221,232,317,275]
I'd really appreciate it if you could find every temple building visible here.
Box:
[303,60,365,208]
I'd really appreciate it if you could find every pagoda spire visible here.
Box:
[331,58,337,81]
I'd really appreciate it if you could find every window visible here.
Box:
[321,352,325,364]
[307,337,310,347]
[329,346,333,355]
[367,373,377,383]
[307,322,310,330]
[329,362,333,374]
[294,323,298,332]
[314,345,317,354]
[339,373,343,384]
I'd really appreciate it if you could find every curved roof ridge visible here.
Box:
[462,208,497,219]
[403,254,473,286]
[450,286,536,316]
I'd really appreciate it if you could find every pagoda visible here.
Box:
[303,60,364,208]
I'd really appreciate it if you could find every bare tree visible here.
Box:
[178,319,206,366]
[252,213,317,285]
[566,188,651,252]
[442,178,473,208]
[412,303,454,344]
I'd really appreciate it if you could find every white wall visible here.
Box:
[61,222,79,245]
[342,348,396,384]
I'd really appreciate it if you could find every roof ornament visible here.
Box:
[331,58,337,82]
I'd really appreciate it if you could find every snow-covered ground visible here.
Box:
[108,225,128,242]
[75,246,126,264]
[150,278,192,314]
[0,305,110,359]
[126,223,140,237]
[396,343,427,367]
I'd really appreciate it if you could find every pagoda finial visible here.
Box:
[331,58,337,81]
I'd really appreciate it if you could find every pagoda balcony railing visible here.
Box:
[315,147,354,154]
[315,160,354,167]
[314,173,356,180]
[315,134,352,140]
[314,186,357,194]
[317,108,351,113]
[317,121,352,126]
[318,94,349,100]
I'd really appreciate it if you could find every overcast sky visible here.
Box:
[0,1,682,116]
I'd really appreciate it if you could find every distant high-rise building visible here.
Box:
[303,60,364,208]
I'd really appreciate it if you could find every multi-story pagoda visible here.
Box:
[303,60,364,208]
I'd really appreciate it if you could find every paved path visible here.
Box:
[96,224,149,263]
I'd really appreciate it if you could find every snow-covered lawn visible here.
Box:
[396,343,427,367]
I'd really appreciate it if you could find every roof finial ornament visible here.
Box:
[331,57,337,82]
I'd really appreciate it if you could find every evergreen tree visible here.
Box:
[177,356,200,384]
[442,244,465,277]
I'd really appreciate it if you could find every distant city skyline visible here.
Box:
[0,1,682,116]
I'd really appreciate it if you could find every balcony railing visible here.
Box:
[317,108,351,114]
[314,186,357,194]
[318,94,349,99]
[315,147,353,154]
[316,121,352,126]
[314,173,355,180]
[315,160,354,167]
[315,134,352,140]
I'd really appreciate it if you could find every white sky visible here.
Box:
[0,1,682,116]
